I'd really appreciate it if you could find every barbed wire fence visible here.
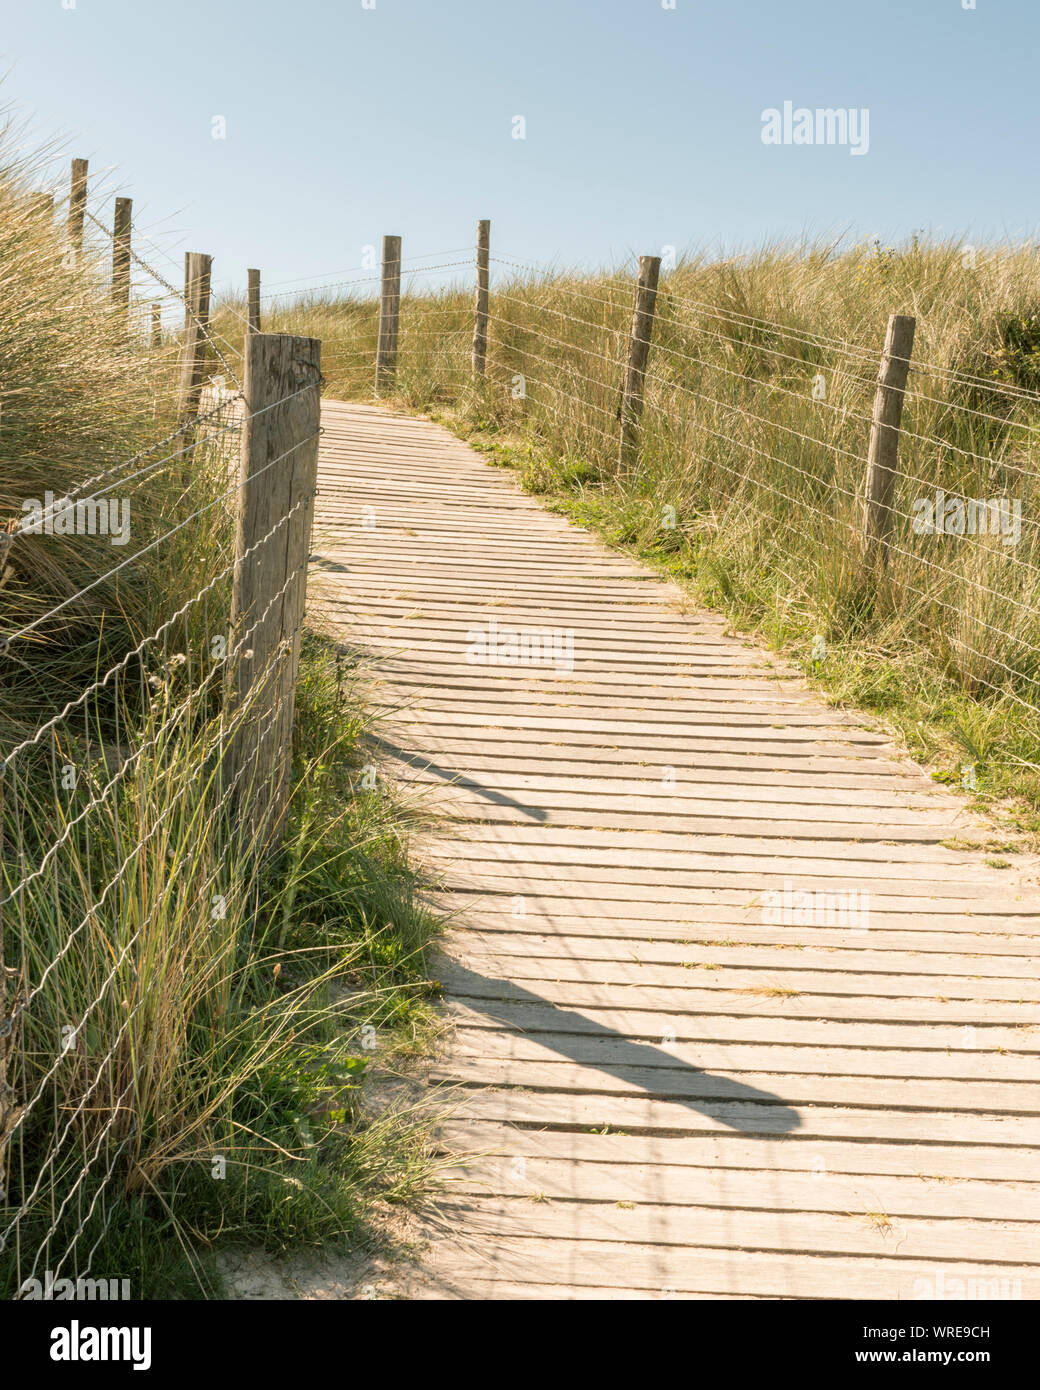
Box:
[0,158,322,1296]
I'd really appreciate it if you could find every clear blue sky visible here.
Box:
[3,0,1038,301]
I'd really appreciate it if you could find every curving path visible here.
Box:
[311,399,1040,1301]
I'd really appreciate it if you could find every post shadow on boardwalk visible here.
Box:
[318,626,549,823]
[368,732,549,822]
[321,631,798,1134]
[440,960,801,1135]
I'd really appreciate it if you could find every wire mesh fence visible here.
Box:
[296,237,1040,767]
[0,298,321,1296]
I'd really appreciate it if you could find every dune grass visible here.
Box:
[1,141,443,1300]
[236,237,1040,838]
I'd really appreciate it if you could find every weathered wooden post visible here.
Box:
[863,313,916,566]
[67,157,88,255]
[472,219,490,376]
[150,303,162,348]
[112,196,132,320]
[228,332,322,846]
[178,251,213,426]
[375,234,402,394]
[618,255,661,471]
[247,268,262,333]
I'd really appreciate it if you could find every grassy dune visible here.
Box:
[236,238,1040,837]
[1,145,442,1299]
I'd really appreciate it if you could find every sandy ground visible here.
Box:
[217,1205,433,1300]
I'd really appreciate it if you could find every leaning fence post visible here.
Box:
[178,251,213,428]
[247,268,262,333]
[375,234,402,395]
[618,255,661,471]
[472,219,490,376]
[67,157,88,257]
[112,196,132,321]
[228,331,322,847]
[863,313,916,566]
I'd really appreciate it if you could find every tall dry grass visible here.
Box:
[1,140,442,1299]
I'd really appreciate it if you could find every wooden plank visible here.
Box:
[375,741,941,785]
[436,1088,1040,1147]
[433,830,1021,877]
[432,889,1036,930]
[434,867,1029,912]
[433,870,1029,918]
[398,1281,761,1300]
[434,963,1038,1022]
[426,1194,1040,1264]
[446,1025,1040,1078]
[438,953,1040,1004]
[442,1153,1040,1220]
[435,1120,1040,1182]
[430,1056,1040,1115]
[426,805,973,844]
[444,909,1038,947]
[442,932,1040,980]
[405,1235,1035,1300]
[442,999,1040,1052]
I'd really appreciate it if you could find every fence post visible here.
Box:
[863,313,916,566]
[67,157,88,256]
[375,234,401,394]
[228,332,322,847]
[247,268,262,333]
[618,255,661,471]
[178,251,213,427]
[151,303,162,347]
[472,218,490,376]
[112,196,132,321]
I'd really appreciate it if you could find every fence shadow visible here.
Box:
[441,959,801,1134]
[367,731,548,823]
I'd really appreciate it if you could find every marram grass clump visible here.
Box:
[1,136,443,1299]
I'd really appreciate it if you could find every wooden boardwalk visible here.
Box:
[311,400,1040,1301]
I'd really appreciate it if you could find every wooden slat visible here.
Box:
[429,1055,1040,1115]
[434,1121,1040,1182]
[445,1022,1040,1077]
[399,1236,1034,1301]
[444,998,1040,1050]
[442,1154,1040,1220]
